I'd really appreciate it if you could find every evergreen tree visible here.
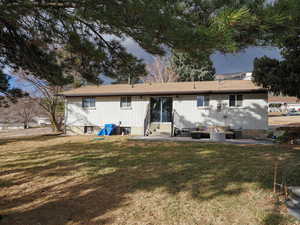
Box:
[0,70,27,107]
[253,0,300,98]
[0,0,277,103]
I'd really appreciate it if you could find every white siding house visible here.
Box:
[62,80,268,138]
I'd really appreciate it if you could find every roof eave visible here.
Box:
[61,89,268,97]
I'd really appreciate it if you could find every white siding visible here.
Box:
[66,96,149,128]
[173,93,268,130]
[66,92,268,133]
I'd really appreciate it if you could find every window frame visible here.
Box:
[82,97,96,109]
[84,126,94,134]
[120,96,132,109]
[229,94,243,108]
[196,95,210,108]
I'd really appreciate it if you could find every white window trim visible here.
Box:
[229,94,243,108]
[196,95,210,108]
[120,106,132,110]
[83,107,96,110]
[82,97,96,110]
[120,96,132,110]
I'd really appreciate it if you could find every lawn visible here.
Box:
[1,135,300,225]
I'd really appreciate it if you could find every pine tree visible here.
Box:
[0,0,273,103]
[253,0,300,98]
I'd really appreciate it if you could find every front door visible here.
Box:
[150,97,173,123]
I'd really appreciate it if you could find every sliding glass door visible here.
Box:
[150,97,173,123]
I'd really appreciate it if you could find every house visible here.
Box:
[60,80,268,138]
[0,122,25,130]
[215,72,253,81]
[32,117,51,126]
[268,95,300,113]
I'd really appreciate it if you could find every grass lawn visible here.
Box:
[1,135,300,225]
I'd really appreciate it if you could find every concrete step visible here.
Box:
[150,132,171,137]
[148,123,172,136]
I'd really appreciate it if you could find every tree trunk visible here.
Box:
[49,112,63,132]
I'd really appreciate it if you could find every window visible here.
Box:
[84,126,94,134]
[197,95,210,107]
[120,96,132,109]
[82,97,95,109]
[229,94,243,107]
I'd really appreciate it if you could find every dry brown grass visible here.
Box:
[269,115,300,126]
[1,135,300,225]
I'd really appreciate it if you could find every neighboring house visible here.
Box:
[0,122,25,130]
[0,116,50,131]
[215,72,253,81]
[60,80,268,138]
[268,95,300,113]
[32,117,51,126]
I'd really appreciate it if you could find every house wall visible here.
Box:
[66,96,149,135]
[173,93,268,130]
[65,92,268,137]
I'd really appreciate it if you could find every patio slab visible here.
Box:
[130,136,274,145]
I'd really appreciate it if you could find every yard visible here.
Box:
[1,135,300,225]
[269,115,300,127]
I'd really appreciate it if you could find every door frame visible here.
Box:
[149,96,173,124]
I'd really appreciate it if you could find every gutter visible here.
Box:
[58,89,268,97]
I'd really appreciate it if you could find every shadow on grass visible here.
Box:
[1,139,300,225]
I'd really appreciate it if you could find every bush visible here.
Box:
[277,127,300,144]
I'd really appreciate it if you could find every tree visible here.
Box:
[0,97,42,128]
[144,57,178,83]
[0,0,273,102]
[13,71,65,132]
[253,38,300,98]
[0,70,27,107]
[252,0,300,98]
[170,52,215,82]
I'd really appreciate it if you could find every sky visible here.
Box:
[123,38,282,74]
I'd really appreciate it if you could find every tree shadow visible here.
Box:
[1,139,300,225]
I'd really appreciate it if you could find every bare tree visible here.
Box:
[144,57,178,83]
[1,97,42,128]
[13,70,65,132]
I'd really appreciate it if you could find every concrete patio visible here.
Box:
[130,136,274,145]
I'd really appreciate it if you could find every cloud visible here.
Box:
[123,39,282,74]
[211,46,282,74]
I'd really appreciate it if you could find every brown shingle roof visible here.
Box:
[60,80,267,97]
